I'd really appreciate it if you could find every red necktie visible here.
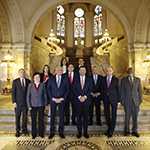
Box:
[43,75,49,82]
[69,73,72,84]
[107,77,110,87]
[81,76,84,89]
[22,79,25,90]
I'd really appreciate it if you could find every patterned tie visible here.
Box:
[81,76,84,89]
[57,76,60,88]
[130,77,133,88]
[69,73,72,84]
[107,77,110,88]
[22,78,25,90]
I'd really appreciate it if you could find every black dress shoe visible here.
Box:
[104,129,110,136]
[40,135,44,138]
[32,136,36,139]
[132,132,139,137]
[72,121,76,125]
[108,133,113,138]
[64,121,69,125]
[59,133,65,138]
[15,131,20,137]
[124,131,130,136]
[88,121,93,125]
[97,122,102,126]
[22,129,29,135]
[48,133,54,139]
[84,132,89,138]
[77,132,82,138]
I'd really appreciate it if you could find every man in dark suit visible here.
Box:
[47,66,70,139]
[89,66,103,126]
[121,67,142,137]
[12,68,31,137]
[74,58,89,76]
[101,66,120,138]
[64,64,76,125]
[73,66,92,138]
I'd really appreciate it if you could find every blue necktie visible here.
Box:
[57,76,60,88]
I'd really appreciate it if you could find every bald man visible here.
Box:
[101,66,120,138]
[47,66,70,139]
[121,67,142,137]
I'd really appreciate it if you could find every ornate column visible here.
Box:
[24,43,32,79]
[85,12,93,47]
[66,12,74,47]
[127,43,134,68]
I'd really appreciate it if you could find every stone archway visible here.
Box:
[26,0,132,46]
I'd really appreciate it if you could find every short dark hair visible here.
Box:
[79,66,86,70]
[33,72,40,78]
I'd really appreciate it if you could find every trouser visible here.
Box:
[89,97,101,123]
[50,103,64,133]
[30,106,45,136]
[124,105,139,132]
[76,104,89,133]
[15,104,28,132]
[104,96,117,133]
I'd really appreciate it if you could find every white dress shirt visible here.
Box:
[62,66,67,74]
[20,78,26,87]
[69,72,74,81]
[56,75,61,86]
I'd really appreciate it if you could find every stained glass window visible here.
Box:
[57,6,65,36]
[94,6,102,36]
[74,8,85,38]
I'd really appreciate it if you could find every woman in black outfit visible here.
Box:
[40,64,52,117]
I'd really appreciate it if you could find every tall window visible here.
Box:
[74,8,85,38]
[94,5,102,36]
[57,5,65,36]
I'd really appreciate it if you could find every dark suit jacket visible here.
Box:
[91,74,103,96]
[121,76,142,106]
[73,76,92,106]
[47,74,70,105]
[12,78,31,107]
[26,82,48,108]
[64,72,76,102]
[74,66,89,76]
[101,76,119,104]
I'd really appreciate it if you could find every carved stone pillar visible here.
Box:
[24,44,32,79]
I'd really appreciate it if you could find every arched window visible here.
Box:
[94,5,102,36]
[74,8,85,38]
[57,5,65,36]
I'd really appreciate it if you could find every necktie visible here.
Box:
[57,76,60,88]
[22,79,25,90]
[94,75,97,85]
[130,77,133,87]
[81,76,84,89]
[107,77,110,88]
[69,73,72,84]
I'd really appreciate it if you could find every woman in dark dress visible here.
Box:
[40,64,52,117]
[61,57,68,74]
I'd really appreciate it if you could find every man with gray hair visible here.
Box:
[121,67,142,137]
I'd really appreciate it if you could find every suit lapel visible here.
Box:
[18,78,23,91]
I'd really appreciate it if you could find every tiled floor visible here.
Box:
[0,133,150,150]
[0,94,150,149]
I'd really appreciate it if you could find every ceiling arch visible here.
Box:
[26,0,132,45]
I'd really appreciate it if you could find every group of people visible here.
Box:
[12,57,142,140]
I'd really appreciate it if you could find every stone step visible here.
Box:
[0,109,150,115]
[0,115,150,124]
[0,122,150,132]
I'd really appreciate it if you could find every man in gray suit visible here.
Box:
[12,68,31,137]
[121,67,142,137]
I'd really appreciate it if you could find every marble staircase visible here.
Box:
[0,108,150,133]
